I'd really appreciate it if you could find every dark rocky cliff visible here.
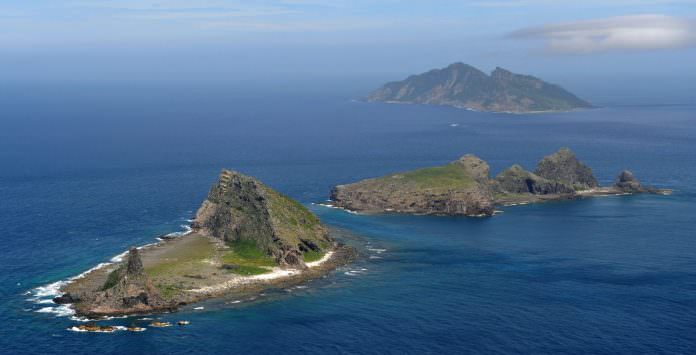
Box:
[534,148,599,190]
[331,148,665,216]
[193,170,332,267]
[330,155,496,217]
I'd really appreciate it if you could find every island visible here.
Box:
[55,170,353,318]
[366,63,592,113]
[329,148,670,217]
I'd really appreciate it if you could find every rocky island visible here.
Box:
[330,148,670,217]
[56,170,352,318]
[367,63,592,113]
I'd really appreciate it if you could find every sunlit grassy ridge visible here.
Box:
[398,163,477,189]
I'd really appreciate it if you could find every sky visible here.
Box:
[1,0,696,100]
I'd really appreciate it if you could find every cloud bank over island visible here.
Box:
[510,14,696,54]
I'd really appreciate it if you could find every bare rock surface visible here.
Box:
[331,148,667,216]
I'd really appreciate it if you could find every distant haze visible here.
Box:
[1,1,695,104]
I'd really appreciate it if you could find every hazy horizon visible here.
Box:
[2,1,696,104]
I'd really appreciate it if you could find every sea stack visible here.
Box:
[76,248,171,316]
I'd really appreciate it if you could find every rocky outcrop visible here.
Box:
[75,248,173,317]
[330,154,496,216]
[614,170,645,193]
[494,164,575,195]
[366,63,591,113]
[193,170,332,267]
[331,148,666,216]
[534,148,598,190]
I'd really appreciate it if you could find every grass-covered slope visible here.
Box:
[330,155,495,216]
[329,148,647,216]
[193,170,332,267]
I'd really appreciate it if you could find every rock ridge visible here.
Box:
[330,148,669,216]
[367,62,592,113]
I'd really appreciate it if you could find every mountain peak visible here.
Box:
[367,62,591,113]
[193,169,332,267]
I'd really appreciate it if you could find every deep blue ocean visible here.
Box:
[1,81,695,354]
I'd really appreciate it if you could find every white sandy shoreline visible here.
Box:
[187,251,335,294]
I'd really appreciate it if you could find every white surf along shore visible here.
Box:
[27,223,195,319]
[187,251,335,294]
[28,219,337,318]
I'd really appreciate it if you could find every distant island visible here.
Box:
[330,148,670,217]
[367,63,592,113]
[56,170,352,319]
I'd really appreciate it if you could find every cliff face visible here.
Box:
[193,170,332,267]
[614,170,650,193]
[330,155,496,217]
[367,63,591,113]
[494,164,575,195]
[330,148,664,216]
[534,148,599,190]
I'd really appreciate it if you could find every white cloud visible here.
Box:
[509,14,696,53]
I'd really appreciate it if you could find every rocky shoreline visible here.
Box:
[54,169,356,318]
[330,148,671,217]
[56,233,354,319]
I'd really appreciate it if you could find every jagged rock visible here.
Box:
[53,293,79,304]
[495,164,575,195]
[126,247,144,274]
[80,248,171,316]
[330,148,668,216]
[193,170,332,267]
[534,148,598,190]
[455,154,491,182]
[614,170,645,193]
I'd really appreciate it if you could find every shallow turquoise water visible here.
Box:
[1,83,694,354]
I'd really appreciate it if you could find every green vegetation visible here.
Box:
[368,63,590,113]
[102,267,123,290]
[222,239,275,276]
[387,163,476,190]
[264,187,321,229]
[223,239,276,267]
[145,236,217,278]
[156,283,181,301]
[303,250,325,263]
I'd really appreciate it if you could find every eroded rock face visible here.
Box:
[455,154,491,182]
[193,170,332,267]
[329,148,645,216]
[495,164,575,195]
[614,170,645,193]
[534,148,598,190]
[79,248,170,316]
[330,155,496,217]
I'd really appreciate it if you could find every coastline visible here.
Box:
[321,186,673,217]
[363,99,595,115]
[29,226,352,320]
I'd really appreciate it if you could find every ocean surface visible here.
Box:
[1,81,695,354]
